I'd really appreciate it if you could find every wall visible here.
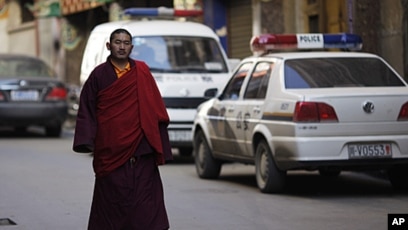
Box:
[282,0,305,33]
[8,22,37,55]
[324,0,347,32]
[38,17,64,81]
[0,20,8,53]
[6,1,36,56]
[0,0,9,53]
[277,0,405,77]
[261,0,284,34]
[379,0,404,76]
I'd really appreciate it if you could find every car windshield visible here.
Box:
[0,57,55,78]
[130,36,228,73]
[284,57,405,88]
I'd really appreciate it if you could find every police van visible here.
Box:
[80,8,234,156]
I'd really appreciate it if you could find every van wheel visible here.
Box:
[387,166,408,190]
[255,140,286,193]
[45,125,62,137]
[194,130,221,179]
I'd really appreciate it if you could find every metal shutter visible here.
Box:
[227,0,253,59]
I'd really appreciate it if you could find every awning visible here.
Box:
[25,0,61,18]
[60,0,112,16]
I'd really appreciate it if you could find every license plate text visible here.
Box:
[348,143,392,159]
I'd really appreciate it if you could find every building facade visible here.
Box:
[0,0,407,84]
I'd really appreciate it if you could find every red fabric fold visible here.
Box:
[93,61,169,177]
[136,61,170,164]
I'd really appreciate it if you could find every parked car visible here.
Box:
[66,84,80,120]
[0,54,68,137]
[192,33,408,193]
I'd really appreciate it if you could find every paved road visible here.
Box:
[0,127,407,230]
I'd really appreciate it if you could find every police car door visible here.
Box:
[212,62,253,156]
[242,61,275,157]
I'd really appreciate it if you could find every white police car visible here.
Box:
[192,33,408,193]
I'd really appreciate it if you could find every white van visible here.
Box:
[80,19,233,156]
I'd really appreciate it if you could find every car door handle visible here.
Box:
[227,106,235,113]
[253,106,261,114]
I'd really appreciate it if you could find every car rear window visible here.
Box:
[284,57,405,88]
[0,58,54,78]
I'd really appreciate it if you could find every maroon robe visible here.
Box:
[73,59,173,177]
[73,58,172,229]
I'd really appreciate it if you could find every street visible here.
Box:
[0,127,407,230]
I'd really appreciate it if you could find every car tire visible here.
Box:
[45,125,62,137]
[178,147,193,157]
[387,166,408,190]
[319,169,341,177]
[193,130,221,179]
[255,139,286,193]
[14,126,27,133]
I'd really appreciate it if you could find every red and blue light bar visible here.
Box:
[124,7,203,17]
[250,33,363,53]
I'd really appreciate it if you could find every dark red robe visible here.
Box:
[73,58,172,229]
[73,59,173,176]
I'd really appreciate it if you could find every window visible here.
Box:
[131,36,228,73]
[20,0,35,23]
[284,57,405,89]
[244,62,274,99]
[308,15,319,33]
[0,57,54,78]
[221,62,253,100]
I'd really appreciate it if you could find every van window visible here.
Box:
[130,36,228,73]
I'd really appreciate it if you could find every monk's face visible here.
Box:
[107,32,133,61]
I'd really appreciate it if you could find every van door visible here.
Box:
[80,33,109,85]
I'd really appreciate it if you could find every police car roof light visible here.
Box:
[123,7,203,17]
[250,33,363,53]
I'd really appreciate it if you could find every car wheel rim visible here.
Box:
[197,139,206,167]
[260,148,269,182]
[257,147,269,186]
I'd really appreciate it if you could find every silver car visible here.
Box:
[0,54,68,137]
[192,33,408,193]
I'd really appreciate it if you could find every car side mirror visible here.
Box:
[204,88,218,98]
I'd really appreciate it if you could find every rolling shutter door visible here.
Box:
[227,0,252,59]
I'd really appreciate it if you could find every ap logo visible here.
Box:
[388,214,408,230]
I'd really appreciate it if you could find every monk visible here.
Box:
[73,28,173,230]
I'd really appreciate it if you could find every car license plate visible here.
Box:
[348,143,392,159]
[168,130,192,142]
[11,90,39,101]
